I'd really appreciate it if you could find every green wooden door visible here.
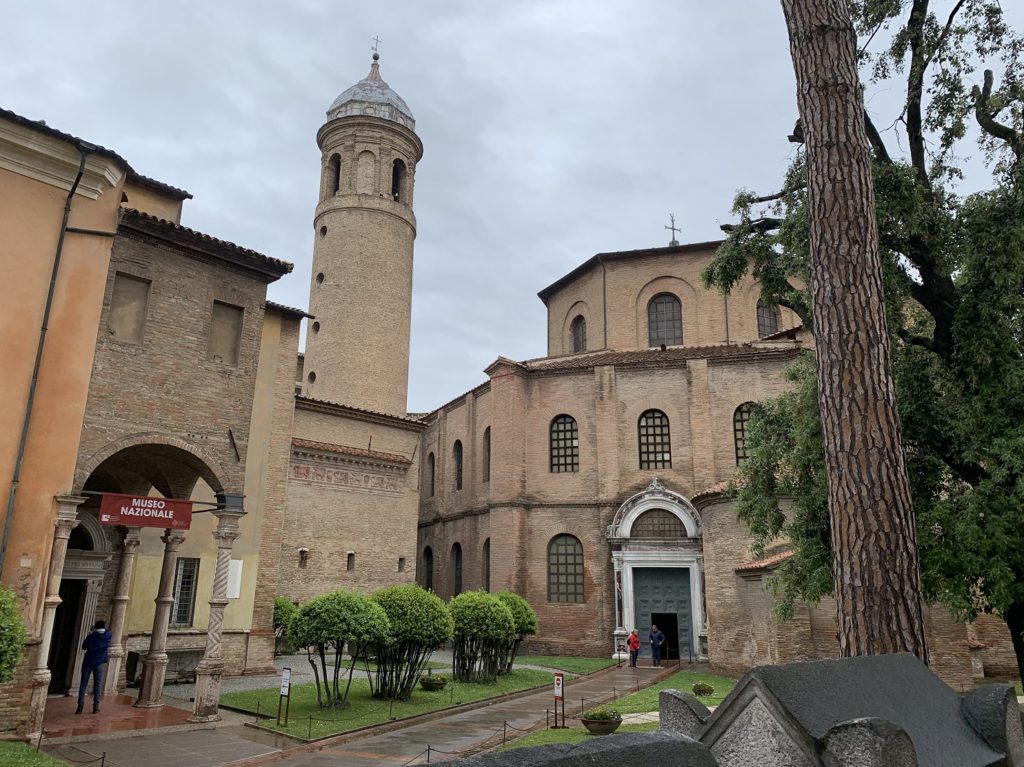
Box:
[632,567,692,659]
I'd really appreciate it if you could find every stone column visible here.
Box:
[190,492,244,722]
[611,557,628,660]
[136,528,185,708]
[25,495,84,740]
[105,527,141,693]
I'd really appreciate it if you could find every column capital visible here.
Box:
[54,494,86,530]
[214,492,245,518]
[160,529,186,549]
[123,526,142,550]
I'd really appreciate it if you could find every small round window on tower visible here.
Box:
[315,272,325,285]
[307,371,316,384]
[312,321,320,334]
[319,226,327,238]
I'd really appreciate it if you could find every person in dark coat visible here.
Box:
[76,620,111,714]
[649,624,666,667]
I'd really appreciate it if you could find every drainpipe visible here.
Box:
[0,142,96,575]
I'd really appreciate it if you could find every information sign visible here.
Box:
[98,493,193,530]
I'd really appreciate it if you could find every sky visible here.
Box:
[4,2,1017,412]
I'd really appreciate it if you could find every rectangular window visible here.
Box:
[107,272,150,344]
[207,301,244,366]
[398,557,406,572]
[347,552,355,571]
[171,558,200,627]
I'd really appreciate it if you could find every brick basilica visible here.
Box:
[0,53,1014,737]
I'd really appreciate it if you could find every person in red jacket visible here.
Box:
[627,629,641,668]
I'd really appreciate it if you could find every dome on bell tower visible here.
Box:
[326,53,415,130]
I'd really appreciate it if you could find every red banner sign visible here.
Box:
[98,493,193,530]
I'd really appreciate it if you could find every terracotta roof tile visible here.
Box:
[735,549,794,573]
[522,343,799,373]
[291,438,411,464]
[265,300,313,319]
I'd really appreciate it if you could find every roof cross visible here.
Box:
[371,36,382,55]
[665,214,680,246]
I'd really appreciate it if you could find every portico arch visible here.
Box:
[606,477,706,662]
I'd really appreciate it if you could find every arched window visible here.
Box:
[482,427,491,483]
[391,159,407,201]
[453,440,463,491]
[631,509,687,538]
[734,402,755,465]
[482,538,491,592]
[356,150,376,194]
[648,293,683,347]
[549,415,579,473]
[638,409,671,469]
[757,299,780,337]
[547,534,584,603]
[423,546,434,591]
[426,452,435,497]
[571,315,587,353]
[328,153,341,195]
[451,542,463,596]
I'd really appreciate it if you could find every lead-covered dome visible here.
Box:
[326,54,415,130]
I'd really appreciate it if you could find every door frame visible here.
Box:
[619,553,703,659]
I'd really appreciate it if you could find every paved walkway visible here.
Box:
[45,663,674,767]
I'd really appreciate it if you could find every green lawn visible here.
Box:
[513,656,617,675]
[603,669,737,713]
[0,742,66,766]
[221,668,553,740]
[497,721,658,751]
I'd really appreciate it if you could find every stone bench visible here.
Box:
[126,648,205,685]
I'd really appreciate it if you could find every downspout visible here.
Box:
[600,256,608,349]
[723,293,731,344]
[0,142,96,574]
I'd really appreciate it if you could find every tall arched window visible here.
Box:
[451,542,463,596]
[426,452,435,497]
[648,293,683,347]
[453,440,464,491]
[482,427,491,483]
[757,299,780,337]
[734,402,755,464]
[638,409,672,469]
[423,546,434,591]
[328,153,341,195]
[391,159,407,202]
[549,415,579,473]
[631,509,687,538]
[571,315,587,353]
[547,534,584,603]
[482,538,491,592]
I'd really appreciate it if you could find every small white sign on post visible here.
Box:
[553,672,564,700]
[277,666,292,726]
[280,667,292,696]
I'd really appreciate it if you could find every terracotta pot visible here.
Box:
[580,718,622,735]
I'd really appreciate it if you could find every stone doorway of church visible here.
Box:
[632,567,692,661]
[47,579,85,694]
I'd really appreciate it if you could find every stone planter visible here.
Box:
[580,718,622,735]
[419,676,448,691]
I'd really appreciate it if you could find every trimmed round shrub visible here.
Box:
[0,585,26,684]
[692,681,715,698]
[273,596,299,655]
[496,590,537,673]
[371,584,453,700]
[450,591,516,682]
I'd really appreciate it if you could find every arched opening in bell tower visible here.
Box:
[328,154,341,195]
[391,159,407,202]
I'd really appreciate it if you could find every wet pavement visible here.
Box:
[43,661,675,767]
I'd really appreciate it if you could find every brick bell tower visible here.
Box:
[303,52,423,415]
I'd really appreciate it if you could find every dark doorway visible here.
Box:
[652,613,680,661]
[48,579,84,694]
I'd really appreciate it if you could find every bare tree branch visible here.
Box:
[864,111,892,163]
[906,0,932,194]
[972,70,1024,163]
[720,217,784,234]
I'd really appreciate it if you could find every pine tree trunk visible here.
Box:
[779,0,928,660]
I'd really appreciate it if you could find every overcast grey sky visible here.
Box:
[5,2,1017,412]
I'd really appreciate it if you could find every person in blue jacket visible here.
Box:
[76,620,111,714]
[649,624,666,668]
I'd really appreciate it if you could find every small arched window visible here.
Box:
[638,409,671,469]
[550,415,579,473]
[391,159,407,202]
[329,153,341,195]
[423,546,434,591]
[451,542,463,596]
[426,452,435,497]
[757,299,780,337]
[648,293,683,347]
[482,538,491,592]
[453,440,464,491]
[547,534,584,603]
[482,427,491,483]
[571,315,587,353]
[734,402,755,465]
